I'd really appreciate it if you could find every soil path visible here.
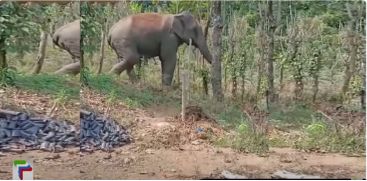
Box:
[0,106,365,179]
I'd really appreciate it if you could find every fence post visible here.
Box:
[181,39,192,121]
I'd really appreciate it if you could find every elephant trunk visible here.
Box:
[196,38,212,64]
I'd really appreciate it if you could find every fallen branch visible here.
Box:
[316,110,343,133]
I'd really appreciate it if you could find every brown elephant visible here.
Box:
[52,20,80,75]
[108,11,212,86]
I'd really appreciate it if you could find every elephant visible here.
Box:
[108,11,212,86]
[52,20,80,75]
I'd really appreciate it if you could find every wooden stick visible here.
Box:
[316,110,334,122]
[182,70,188,121]
[181,39,192,121]
[317,110,343,133]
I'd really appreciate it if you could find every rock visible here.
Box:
[123,157,132,165]
[170,169,176,173]
[279,154,293,163]
[145,149,154,154]
[139,170,148,174]
[103,154,112,159]
[271,170,321,179]
[221,170,247,179]
[45,154,61,160]
[191,140,202,145]
[224,156,232,163]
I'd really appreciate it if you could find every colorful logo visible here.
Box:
[13,160,33,180]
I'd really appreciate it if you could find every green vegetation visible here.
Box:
[214,122,270,155]
[87,74,178,108]
[295,122,365,154]
[14,73,79,99]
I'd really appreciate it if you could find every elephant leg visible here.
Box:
[160,54,177,86]
[109,52,139,77]
[126,65,138,83]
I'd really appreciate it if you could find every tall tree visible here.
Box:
[211,1,224,101]
[265,0,276,103]
[341,2,361,102]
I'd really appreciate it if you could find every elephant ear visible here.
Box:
[172,11,196,42]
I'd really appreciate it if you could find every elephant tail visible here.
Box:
[52,33,60,47]
[107,33,112,48]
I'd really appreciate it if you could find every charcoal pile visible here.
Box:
[0,109,78,152]
[80,110,131,152]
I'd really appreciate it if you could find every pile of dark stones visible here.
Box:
[80,110,131,152]
[0,109,78,152]
[0,109,131,152]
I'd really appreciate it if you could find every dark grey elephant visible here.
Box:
[52,20,80,75]
[108,11,212,86]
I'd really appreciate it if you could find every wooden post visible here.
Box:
[182,39,192,121]
[97,18,107,74]
[33,30,48,74]
[182,70,188,121]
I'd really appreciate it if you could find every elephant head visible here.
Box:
[172,11,212,64]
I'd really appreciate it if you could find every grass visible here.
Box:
[294,121,365,154]
[213,120,270,155]
[87,74,178,108]
[269,103,317,129]
[14,73,79,99]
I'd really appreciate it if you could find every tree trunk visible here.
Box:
[0,37,7,69]
[33,31,48,74]
[231,76,237,98]
[288,20,302,100]
[204,15,211,41]
[279,64,284,92]
[312,52,321,103]
[97,20,107,74]
[294,69,303,100]
[211,1,224,101]
[224,66,227,92]
[241,75,245,102]
[266,0,276,102]
[341,3,358,100]
[229,21,236,98]
[341,36,357,98]
[361,59,366,109]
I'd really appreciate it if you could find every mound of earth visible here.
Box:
[136,105,226,150]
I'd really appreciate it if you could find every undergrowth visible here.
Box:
[213,121,270,155]
[13,73,79,99]
[87,74,178,108]
[295,121,365,154]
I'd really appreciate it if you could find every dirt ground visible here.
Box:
[0,90,366,179]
